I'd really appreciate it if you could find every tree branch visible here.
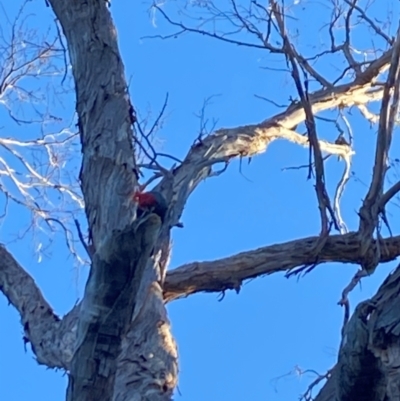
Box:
[271,0,336,236]
[379,181,400,209]
[163,233,400,302]
[0,245,67,368]
[155,48,389,229]
[358,31,400,241]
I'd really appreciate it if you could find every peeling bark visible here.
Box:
[0,245,64,368]
[164,233,400,302]
[49,0,138,248]
[336,302,385,401]
[67,215,162,401]
[46,1,178,400]
[311,263,400,401]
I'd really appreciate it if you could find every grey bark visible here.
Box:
[163,233,400,302]
[47,1,178,400]
[311,262,400,401]
[67,215,162,401]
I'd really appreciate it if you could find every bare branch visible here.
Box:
[163,232,400,302]
[379,181,400,209]
[356,28,400,272]
[157,47,386,230]
[271,0,336,237]
[300,368,333,401]
[0,2,65,124]
[147,4,281,51]
[343,0,394,45]
[333,135,353,234]
[0,244,67,368]
[357,104,380,124]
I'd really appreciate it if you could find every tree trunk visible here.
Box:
[312,263,400,401]
[47,1,178,400]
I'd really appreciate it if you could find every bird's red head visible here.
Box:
[133,190,168,222]
[133,191,157,207]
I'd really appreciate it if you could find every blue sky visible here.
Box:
[0,0,399,400]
